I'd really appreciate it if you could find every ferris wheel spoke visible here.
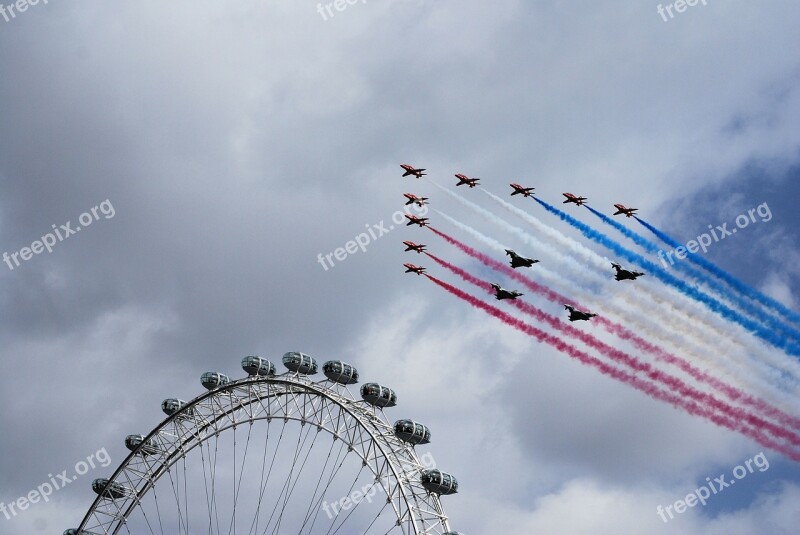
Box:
[297,430,342,532]
[265,414,317,534]
[324,463,367,535]
[248,418,288,535]
[302,434,352,534]
[230,421,254,535]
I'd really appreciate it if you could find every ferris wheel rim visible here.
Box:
[73,370,453,535]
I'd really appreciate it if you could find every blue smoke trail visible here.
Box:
[635,216,800,327]
[584,206,800,342]
[533,197,800,357]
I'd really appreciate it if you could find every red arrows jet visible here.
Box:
[613,204,638,217]
[400,164,426,178]
[403,193,429,207]
[510,183,535,197]
[454,174,480,188]
[562,193,588,206]
[403,241,426,253]
[404,263,426,275]
[404,214,429,227]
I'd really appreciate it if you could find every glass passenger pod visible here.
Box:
[201,371,231,390]
[241,355,276,377]
[360,383,397,407]
[161,398,194,417]
[125,434,160,456]
[282,351,318,374]
[393,419,431,444]
[420,469,458,495]
[92,478,128,500]
[322,360,359,384]
[63,530,81,535]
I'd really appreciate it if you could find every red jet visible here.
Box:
[403,241,426,253]
[405,214,429,227]
[454,174,480,188]
[403,193,429,207]
[613,204,638,217]
[404,263,426,275]
[400,164,426,178]
[510,183,535,197]
[562,193,588,206]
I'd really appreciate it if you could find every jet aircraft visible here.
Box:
[403,241,426,253]
[505,249,540,268]
[564,304,597,322]
[510,183,535,197]
[403,193,429,207]
[400,164,426,178]
[491,283,523,300]
[562,193,588,206]
[454,174,480,188]
[405,214,429,227]
[404,263,426,275]
[611,263,644,281]
[613,204,638,217]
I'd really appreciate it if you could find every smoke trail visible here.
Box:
[636,215,800,326]
[585,205,800,342]
[425,274,800,461]
[426,251,800,446]
[427,226,800,431]
[532,196,800,357]
[435,185,800,385]
[474,186,800,383]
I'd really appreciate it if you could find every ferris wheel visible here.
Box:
[64,352,463,535]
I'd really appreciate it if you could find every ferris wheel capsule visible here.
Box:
[421,469,459,495]
[323,360,359,384]
[124,434,160,456]
[361,383,397,407]
[201,371,230,390]
[92,478,129,500]
[282,351,318,374]
[393,419,431,444]
[241,355,276,376]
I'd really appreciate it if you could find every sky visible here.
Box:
[1,1,799,533]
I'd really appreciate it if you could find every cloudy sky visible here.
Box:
[1,1,799,533]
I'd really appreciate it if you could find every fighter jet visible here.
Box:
[404,214,429,227]
[403,193,429,207]
[403,241,426,253]
[510,183,535,197]
[491,283,523,300]
[505,249,540,268]
[611,263,644,281]
[400,164,426,178]
[564,304,597,322]
[404,263,426,275]
[562,193,588,206]
[454,174,480,188]
[613,204,638,217]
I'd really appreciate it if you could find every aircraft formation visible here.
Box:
[393,163,800,464]
[399,163,644,322]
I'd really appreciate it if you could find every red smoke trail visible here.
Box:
[425,251,800,450]
[427,225,800,432]
[424,273,800,461]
